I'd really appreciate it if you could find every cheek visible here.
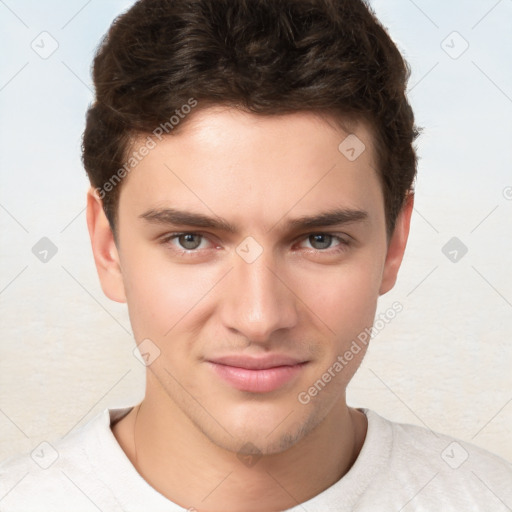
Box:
[120,244,222,340]
[293,252,384,337]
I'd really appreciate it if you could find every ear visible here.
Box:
[86,187,127,303]
[379,192,414,295]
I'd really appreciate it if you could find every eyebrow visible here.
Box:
[139,207,368,233]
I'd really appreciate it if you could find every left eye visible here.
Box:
[301,234,343,251]
[164,233,209,251]
[178,233,203,250]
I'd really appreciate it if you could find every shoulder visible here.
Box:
[384,411,512,474]
[0,407,130,511]
[361,409,512,510]
[0,437,94,511]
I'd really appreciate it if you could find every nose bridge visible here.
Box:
[222,246,298,341]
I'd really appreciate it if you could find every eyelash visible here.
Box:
[159,232,351,257]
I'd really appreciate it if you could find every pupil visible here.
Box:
[180,234,200,250]
[310,234,331,250]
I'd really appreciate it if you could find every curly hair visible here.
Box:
[82,0,419,238]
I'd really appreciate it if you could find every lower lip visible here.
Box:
[208,362,307,393]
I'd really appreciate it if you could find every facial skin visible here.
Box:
[87,107,413,512]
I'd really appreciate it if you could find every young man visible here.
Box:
[1,0,511,510]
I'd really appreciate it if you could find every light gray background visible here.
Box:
[1,0,511,466]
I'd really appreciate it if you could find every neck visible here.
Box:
[114,393,367,512]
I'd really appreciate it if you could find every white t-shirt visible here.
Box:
[0,406,511,511]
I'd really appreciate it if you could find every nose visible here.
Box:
[219,249,299,344]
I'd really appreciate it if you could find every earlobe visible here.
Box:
[379,192,414,295]
[86,187,127,303]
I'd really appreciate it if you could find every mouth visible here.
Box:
[206,355,309,393]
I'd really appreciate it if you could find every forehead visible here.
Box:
[117,107,383,232]
[150,106,375,163]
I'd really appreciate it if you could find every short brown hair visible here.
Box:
[82,0,419,238]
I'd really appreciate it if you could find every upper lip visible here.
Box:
[207,354,307,370]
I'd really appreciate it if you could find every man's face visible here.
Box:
[104,107,398,454]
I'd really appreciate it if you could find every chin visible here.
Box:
[203,403,328,456]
